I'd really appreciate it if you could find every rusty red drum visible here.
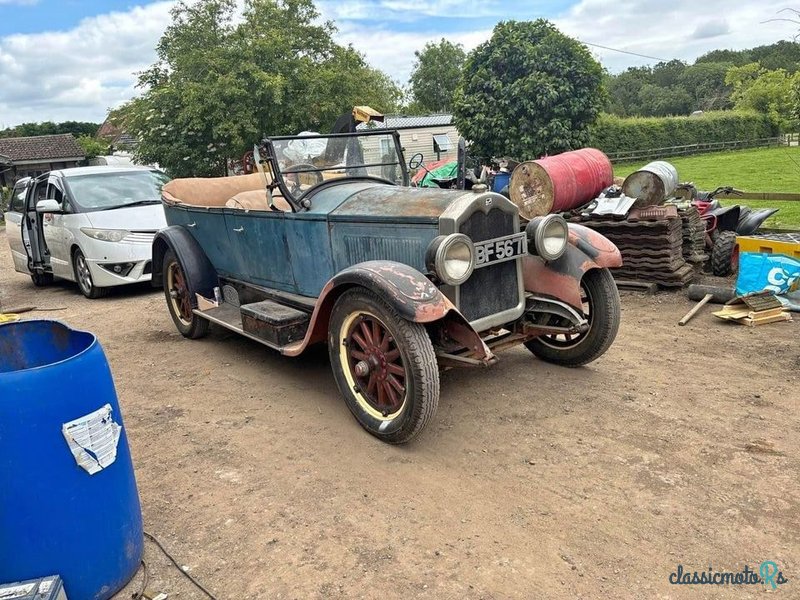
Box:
[509,148,613,220]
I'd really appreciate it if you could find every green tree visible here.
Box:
[651,59,687,88]
[635,84,693,117]
[409,39,466,113]
[606,66,651,116]
[0,121,100,139]
[76,135,111,159]
[678,62,734,110]
[118,0,401,177]
[452,19,604,159]
[726,63,798,127]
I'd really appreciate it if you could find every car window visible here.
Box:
[9,183,28,212]
[33,181,48,205]
[64,170,171,212]
[46,181,64,204]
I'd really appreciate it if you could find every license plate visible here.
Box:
[474,232,527,268]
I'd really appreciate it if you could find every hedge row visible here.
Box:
[588,111,780,155]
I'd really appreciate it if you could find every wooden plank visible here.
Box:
[743,312,792,327]
[614,279,658,294]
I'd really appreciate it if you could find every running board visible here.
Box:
[194,303,282,351]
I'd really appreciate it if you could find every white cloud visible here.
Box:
[0,0,798,127]
[334,21,490,85]
[0,1,174,127]
[554,0,797,72]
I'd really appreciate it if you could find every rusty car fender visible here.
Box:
[283,260,491,361]
[151,226,219,302]
[522,223,622,310]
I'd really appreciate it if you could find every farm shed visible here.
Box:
[358,113,459,165]
[0,134,84,187]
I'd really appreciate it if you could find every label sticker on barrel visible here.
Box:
[62,404,121,475]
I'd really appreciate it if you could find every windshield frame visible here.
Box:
[262,130,408,211]
[62,169,170,213]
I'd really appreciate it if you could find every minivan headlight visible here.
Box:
[80,228,130,243]
[526,215,568,261]
[426,233,475,286]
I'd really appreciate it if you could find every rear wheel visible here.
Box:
[328,289,439,444]
[30,271,53,287]
[73,249,108,299]
[525,268,620,367]
[711,231,738,277]
[163,249,209,339]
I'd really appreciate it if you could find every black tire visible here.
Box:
[163,249,209,339]
[73,249,108,299]
[525,268,620,367]
[711,231,738,277]
[328,289,439,444]
[30,271,54,287]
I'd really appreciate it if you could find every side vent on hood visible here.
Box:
[343,235,427,272]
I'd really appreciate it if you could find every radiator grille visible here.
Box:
[458,209,519,323]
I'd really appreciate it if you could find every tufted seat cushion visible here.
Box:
[162,172,292,212]
[225,190,292,212]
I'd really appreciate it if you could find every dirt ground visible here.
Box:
[1,226,798,599]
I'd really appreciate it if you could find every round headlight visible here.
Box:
[526,215,568,261]
[429,233,475,286]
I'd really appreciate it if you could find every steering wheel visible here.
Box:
[408,152,424,170]
[284,163,323,195]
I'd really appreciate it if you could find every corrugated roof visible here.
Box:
[358,113,453,130]
[0,134,85,162]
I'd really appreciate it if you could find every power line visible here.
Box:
[579,40,670,63]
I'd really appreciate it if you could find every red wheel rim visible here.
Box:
[168,262,193,323]
[345,315,406,415]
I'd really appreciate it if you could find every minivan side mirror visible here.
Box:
[36,199,61,213]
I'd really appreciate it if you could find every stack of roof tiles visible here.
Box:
[679,206,708,269]
[570,205,696,287]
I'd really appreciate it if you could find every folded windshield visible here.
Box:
[266,131,407,203]
[65,170,171,212]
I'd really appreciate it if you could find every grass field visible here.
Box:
[614,146,800,228]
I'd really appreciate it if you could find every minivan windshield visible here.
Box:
[65,170,170,212]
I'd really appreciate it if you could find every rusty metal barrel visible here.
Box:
[508,148,613,219]
[621,160,678,206]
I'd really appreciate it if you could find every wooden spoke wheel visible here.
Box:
[328,289,439,444]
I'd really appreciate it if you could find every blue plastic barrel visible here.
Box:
[0,320,143,600]
[492,171,510,193]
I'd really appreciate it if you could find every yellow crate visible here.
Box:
[736,233,800,259]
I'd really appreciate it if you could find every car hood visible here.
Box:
[328,184,472,222]
[84,203,167,230]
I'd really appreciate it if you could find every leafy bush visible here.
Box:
[0,187,10,221]
[588,110,780,154]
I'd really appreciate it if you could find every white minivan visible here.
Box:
[4,166,169,298]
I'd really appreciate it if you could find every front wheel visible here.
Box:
[525,268,620,367]
[328,289,439,444]
[711,231,738,277]
[73,249,108,299]
[163,249,209,339]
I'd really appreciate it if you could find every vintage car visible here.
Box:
[153,130,622,443]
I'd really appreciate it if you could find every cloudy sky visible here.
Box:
[0,0,796,128]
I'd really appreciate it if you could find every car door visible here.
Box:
[224,209,296,291]
[40,176,72,279]
[3,180,31,273]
